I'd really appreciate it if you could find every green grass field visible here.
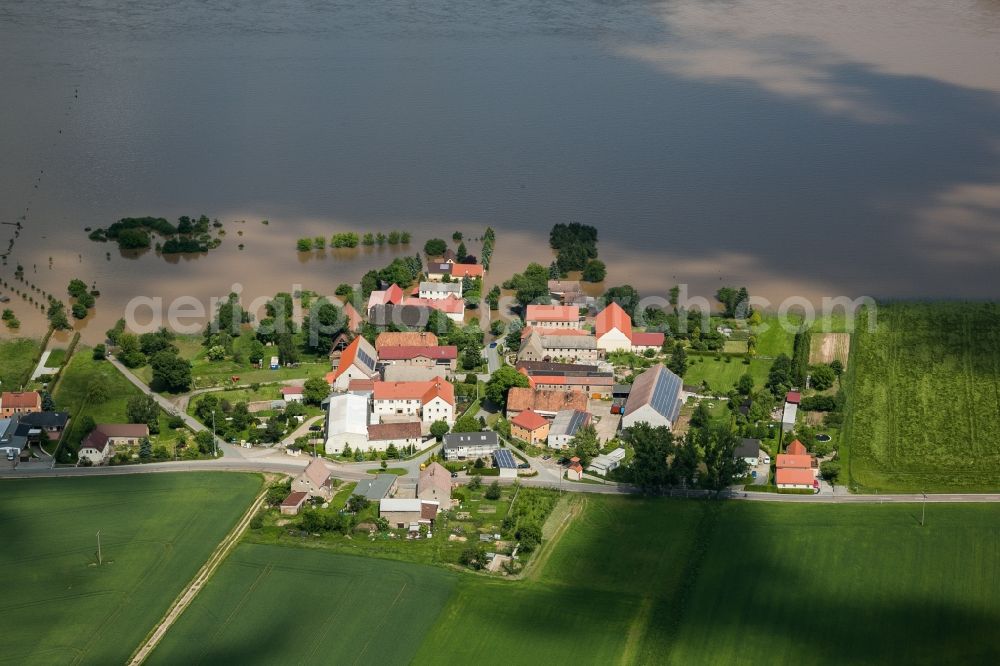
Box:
[0,473,260,665]
[842,302,1000,492]
[147,543,457,665]
[412,496,1000,665]
[134,332,330,389]
[0,336,40,388]
[53,350,178,451]
[682,356,771,392]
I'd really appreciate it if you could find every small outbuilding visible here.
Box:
[280,491,309,515]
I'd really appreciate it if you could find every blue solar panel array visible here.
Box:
[650,367,683,423]
[357,347,376,371]
[493,448,517,469]
[566,410,588,435]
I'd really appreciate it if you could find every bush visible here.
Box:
[484,480,502,500]
[424,238,447,256]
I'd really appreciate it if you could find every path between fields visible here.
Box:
[127,487,268,665]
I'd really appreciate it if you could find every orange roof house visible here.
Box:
[328,336,378,390]
[595,302,632,340]
[505,387,588,418]
[511,409,550,445]
[372,379,456,406]
[375,331,439,350]
[450,263,484,279]
[775,468,818,488]
[525,304,581,326]
[1,391,42,417]
[786,439,808,456]
[776,454,815,469]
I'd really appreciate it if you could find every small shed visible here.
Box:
[280,491,308,515]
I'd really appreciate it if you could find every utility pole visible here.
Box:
[921,491,927,527]
[96,530,102,565]
[212,411,217,457]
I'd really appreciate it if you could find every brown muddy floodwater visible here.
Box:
[1,0,999,343]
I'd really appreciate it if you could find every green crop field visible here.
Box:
[842,302,1000,492]
[148,543,457,665]
[413,496,1000,665]
[0,473,260,665]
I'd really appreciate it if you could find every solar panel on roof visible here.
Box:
[650,368,683,422]
[493,449,517,469]
[567,410,587,435]
[357,347,376,371]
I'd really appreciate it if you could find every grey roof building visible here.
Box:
[442,431,499,460]
[353,474,399,501]
[621,364,684,429]
[548,409,592,449]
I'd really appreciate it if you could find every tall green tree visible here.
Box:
[485,366,530,408]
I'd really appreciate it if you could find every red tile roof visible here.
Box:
[373,379,455,406]
[343,302,363,332]
[595,302,632,340]
[378,345,457,361]
[512,409,549,431]
[280,386,304,395]
[368,421,422,441]
[281,491,308,507]
[631,332,665,348]
[331,337,362,382]
[525,305,580,323]
[347,378,375,392]
[506,387,588,414]
[375,331,438,349]
[385,284,404,304]
[776,468,817,486]
[785,439,808,456]
[776,454,814,469]
[786,391,802,404]
[1,391,40,409]
[450,263,484,279]
[403,296,465,314]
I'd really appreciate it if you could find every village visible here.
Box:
[0,224,844,575]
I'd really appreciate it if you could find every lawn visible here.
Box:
[413,496,1000,665]
[53,349,181,454]
[44,347,67,368]
[0,473,261,665]
[842,302,1000,492]
[682,356,771,393]
[750,312,800,357]
[135,331,330,389]
[147,543,457,665]
[0,336,40,388]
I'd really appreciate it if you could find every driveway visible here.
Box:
[588,399,620,442]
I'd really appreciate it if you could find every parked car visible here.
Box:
[517,462,530,469]
[308,425,322,432]
[450,472,459,478]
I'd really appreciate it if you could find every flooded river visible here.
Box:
[1,0,999,341]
